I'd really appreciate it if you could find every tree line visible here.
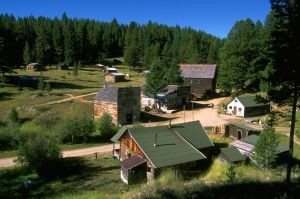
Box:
[0,13,222,68]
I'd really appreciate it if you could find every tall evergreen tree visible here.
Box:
[269,0,300,186]
[23,41,32,65]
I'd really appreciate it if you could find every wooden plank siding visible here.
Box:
[183,78,215,98]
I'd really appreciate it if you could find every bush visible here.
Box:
[33,111,59,129]
[0,123,20,150]
[97,112,117,140]
[8,107,19,124]
[18,132,61,178]
[60,116,95,144]
[226,165,236,183]
[20,122,43,133]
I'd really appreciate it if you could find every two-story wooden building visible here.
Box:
[111,121,214,184]
[180,64,217,99]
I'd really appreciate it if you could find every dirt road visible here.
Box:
[146,97,239,127]
[0,144,114,168]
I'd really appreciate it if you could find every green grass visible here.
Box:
[0,153,139,199]
[0,65,145,114]
[0,150,18,159]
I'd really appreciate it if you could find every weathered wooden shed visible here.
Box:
[212,123,261,140]
[156,85,191,111]
[26,63,44,71]
[105,67,118,73]
[228,123,261,140]
[180,64,216,99]
[111,120,214,184]
[104,73,125,82]
[94,86,140,125]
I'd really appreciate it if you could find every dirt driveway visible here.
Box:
[145,97,239,127]
[0,144,113,168]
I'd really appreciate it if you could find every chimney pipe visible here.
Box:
[154,132,157,147]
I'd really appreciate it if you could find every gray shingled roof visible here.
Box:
[180,64,217,79]
[94,87,118,102]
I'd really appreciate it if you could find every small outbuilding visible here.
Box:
[105,73,125,82]
[26,63,44,71]
[212,123,261,140]
[226,96,269,117]
[155,85,191,111]
[231,135,289,163]
[105,67,118,73]
[220,147,245,164]
[94,86,140,125]
[95,64,104,69]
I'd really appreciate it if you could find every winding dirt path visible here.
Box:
[0,144,113,168]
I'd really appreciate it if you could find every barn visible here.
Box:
[104,73,125,82]
[226,96,269,117]
[94,86,140,125]
[111,120,214,184]
[180,64,217,99]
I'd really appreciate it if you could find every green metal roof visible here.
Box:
[172,121,214,149]
[230,123,261,132]
[128,121,210,168]
[221,147,245,162]
[242,135,289,154]
[111,126,128,143]
[237,96,267,108]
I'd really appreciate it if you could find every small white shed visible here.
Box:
[227,96,269,118]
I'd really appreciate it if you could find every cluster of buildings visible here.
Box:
[91,63,285,184]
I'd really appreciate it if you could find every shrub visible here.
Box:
[20,122,43,133]
[45,83,52,92]
[0,123,20,150]
[226,165,236,183]
[60,116,95,144]
[33,111,59,129]
[97,112,117,140]
[18,132,61,178]
[8,107,19,124]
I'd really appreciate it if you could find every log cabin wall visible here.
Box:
[183,78,214,98]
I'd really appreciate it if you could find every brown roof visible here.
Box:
[120,155,146,170]
[180,64,216,79]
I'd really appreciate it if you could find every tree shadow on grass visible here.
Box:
[0,92,14,101]
[47,81,97,90]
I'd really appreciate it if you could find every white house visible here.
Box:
[227,96,269,118]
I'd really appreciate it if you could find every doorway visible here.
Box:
[233,106,237,115]
[237,130,242,140]
[127,113,133,124]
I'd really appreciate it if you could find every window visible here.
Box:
[238,108,242,112]
[229,106,232,109]
[234,100,237,102]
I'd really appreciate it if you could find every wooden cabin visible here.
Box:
[155,85,191,111]
[105,73,125,82]
[220,147,245,164]
[111,121,214,184]
[212,123,261,140]
[180,64,216,99]
[94,86,140,125]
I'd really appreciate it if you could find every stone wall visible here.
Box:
[94,100,118,124]
[104,74,115,82]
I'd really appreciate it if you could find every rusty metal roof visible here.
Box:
[180,64,216,79]
[121,155,146,170]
